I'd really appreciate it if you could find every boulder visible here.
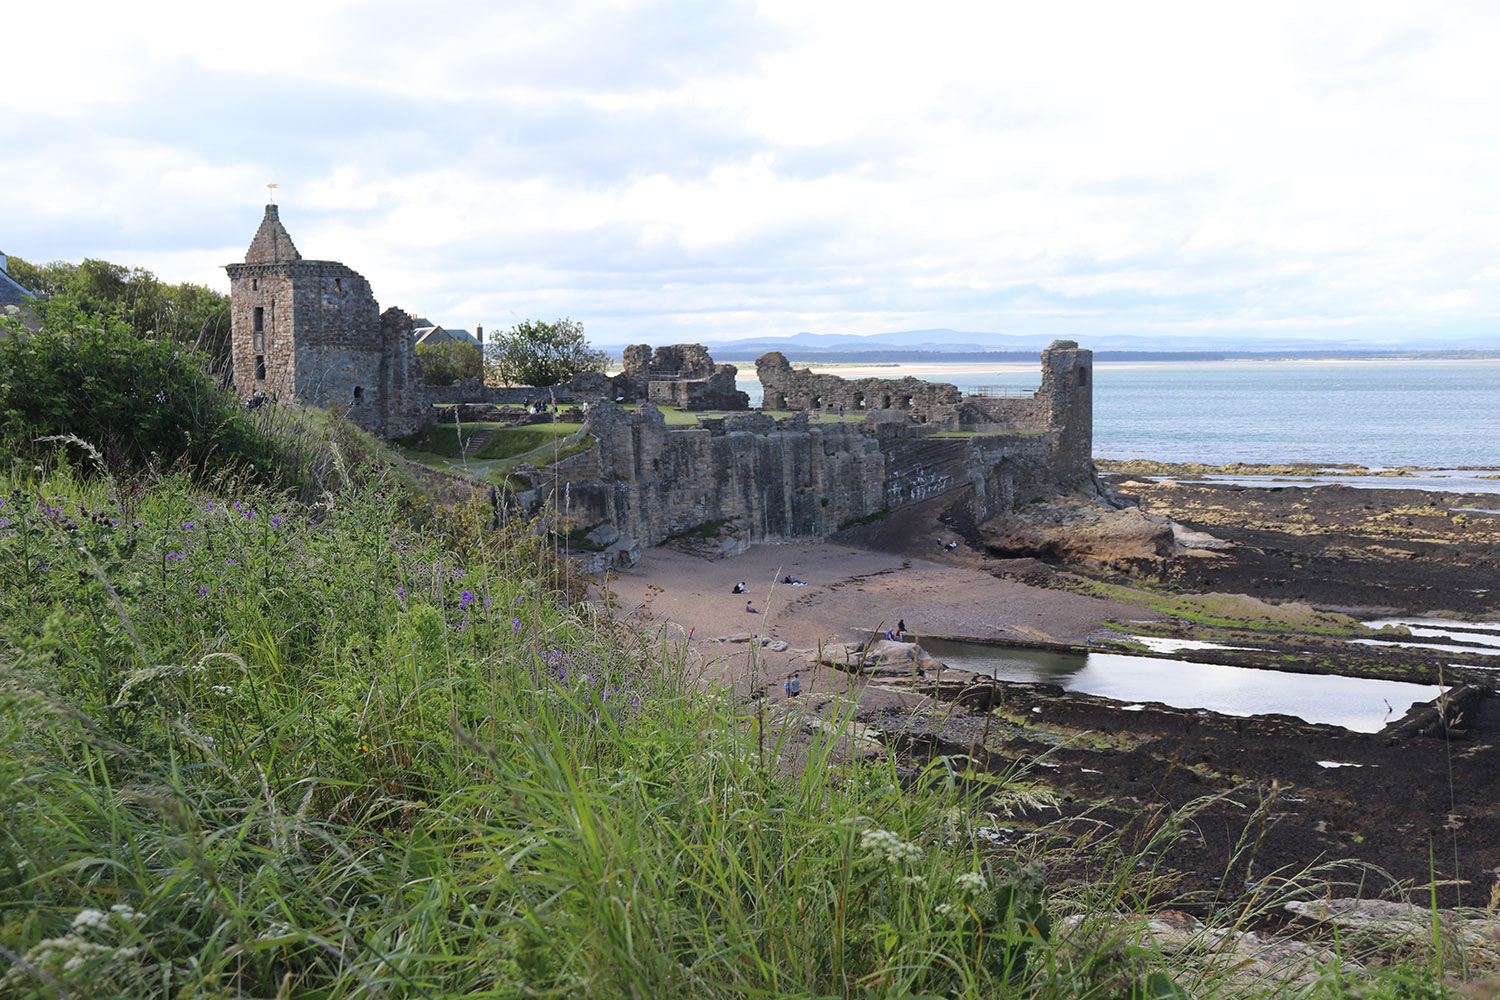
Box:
[817,639,934,676]
[981,497,1175,569]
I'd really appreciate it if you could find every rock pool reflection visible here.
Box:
[920,638,1445,733]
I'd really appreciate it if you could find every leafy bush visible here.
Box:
[0,306,271,479]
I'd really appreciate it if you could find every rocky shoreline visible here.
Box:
[606,471,1500,911]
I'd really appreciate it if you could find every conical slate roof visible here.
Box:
[244,204,301,264]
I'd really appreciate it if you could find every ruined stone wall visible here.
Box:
[756,352,963,424]
[620,344,746,409]
[644,366,750,410]
[530,395,1091,561]
[551,404,890,548]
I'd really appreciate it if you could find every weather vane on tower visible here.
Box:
[267,182,278,205]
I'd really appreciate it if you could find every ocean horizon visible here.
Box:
[735,357,1500,470]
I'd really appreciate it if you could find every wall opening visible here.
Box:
[253,306,264,332]
[253,331,264,352]
[1078,367,1088,387]
[353,386,364,405]
[254,355,266,380]
[335,277,342,292]
[852,392,865,410]
[251,279,258,291]
[811,396,822,409]
[900,396,913,409]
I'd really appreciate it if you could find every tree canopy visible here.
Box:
[485,318,609,388]
[4,256,231,368]
[415,340,483,386]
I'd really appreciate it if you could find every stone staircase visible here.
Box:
[458,428,495,460]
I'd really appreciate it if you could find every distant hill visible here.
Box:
[595,327,1500,361]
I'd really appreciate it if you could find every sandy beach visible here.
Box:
[605,537,1163,711]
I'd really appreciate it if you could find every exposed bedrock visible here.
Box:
[980,496,1177,569]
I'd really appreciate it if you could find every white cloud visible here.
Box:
[3,0,1500,345]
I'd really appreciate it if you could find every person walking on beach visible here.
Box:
[784,672,801,698]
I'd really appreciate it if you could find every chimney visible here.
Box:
[476,324,483,344]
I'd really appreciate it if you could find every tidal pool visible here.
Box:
[920,639,1445,733]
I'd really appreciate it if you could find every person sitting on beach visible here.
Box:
[731,582,747,594]
[745,601,760,614]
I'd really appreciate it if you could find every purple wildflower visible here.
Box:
[271,515,282,527]
[182,521,195,530]
[199,586,210,596]
[396,585,408,602]
[511,617,522,632]
[459,590,475,609]
[165,552,183,563]
[225,558,237,566]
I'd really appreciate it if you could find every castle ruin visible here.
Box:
[518,341,1095,568]
[223,206,1097,570]
[225,206,428,438]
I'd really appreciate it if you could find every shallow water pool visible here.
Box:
[921,639,1445,733]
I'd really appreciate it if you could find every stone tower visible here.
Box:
[225,205,427,438]
[1036,339,1093,489]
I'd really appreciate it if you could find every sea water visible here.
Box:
[738,358,1500,470]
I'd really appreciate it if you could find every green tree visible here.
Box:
[415,340,482,386]
[485,318,608,388]
[3,256,231,368]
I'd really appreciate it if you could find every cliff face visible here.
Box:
[527,404,1091,566]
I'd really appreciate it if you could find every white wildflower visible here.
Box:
[210,684,234,697]
[859,828,923,866]
[934,903,956,918]
[902,875,928,888]
[109,903,144,922]
[955,871,988,896]
[71,909,110,932]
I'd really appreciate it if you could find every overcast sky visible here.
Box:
[4,1,1499,347]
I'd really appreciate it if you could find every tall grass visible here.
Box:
[0,457,1483,998]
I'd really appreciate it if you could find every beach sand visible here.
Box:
[605,537,1163,716]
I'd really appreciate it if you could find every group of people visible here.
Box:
[883,618,909,641]
[525,398,557,417]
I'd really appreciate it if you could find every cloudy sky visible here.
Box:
[4,0,1499,347]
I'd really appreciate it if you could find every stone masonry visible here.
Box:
[519,341,1095,567]
[622,343,749,410]
[226,206,428,438]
